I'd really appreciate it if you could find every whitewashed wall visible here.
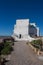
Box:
[14,19,29,36]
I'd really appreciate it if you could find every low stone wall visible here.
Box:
[29,43,41,55]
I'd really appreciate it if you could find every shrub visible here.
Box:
[31,39,42,50]
[1,42,13,55]
[31,39,42,45]
[1,45,12,55]
[4,41,14,46]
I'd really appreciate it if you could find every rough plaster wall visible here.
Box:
[14,19,29,36]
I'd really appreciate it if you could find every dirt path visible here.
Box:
[6,41,43,65]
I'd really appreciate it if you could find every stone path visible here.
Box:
[6,41,43,65]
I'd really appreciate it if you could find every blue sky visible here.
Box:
[0,0,43,36]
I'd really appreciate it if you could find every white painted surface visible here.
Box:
[14,19,29,36]
[12,19,39,42]
[37,27,39,36]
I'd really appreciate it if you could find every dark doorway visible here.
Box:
[19,34,21,38]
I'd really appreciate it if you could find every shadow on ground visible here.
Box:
[1,59,9,65]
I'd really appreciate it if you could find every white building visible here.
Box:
[12,19,39,42]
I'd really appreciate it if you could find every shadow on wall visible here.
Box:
[29,25,37,38]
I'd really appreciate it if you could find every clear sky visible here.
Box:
[0,0,43,36]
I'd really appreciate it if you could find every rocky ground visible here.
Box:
[5,41,43,65]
